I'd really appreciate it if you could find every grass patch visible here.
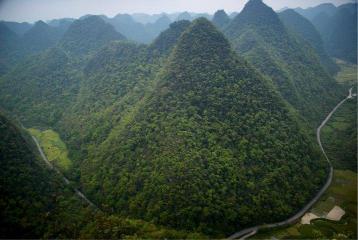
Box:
[321,98,356,171]
[28,128,72,172]
[335,58,357,86]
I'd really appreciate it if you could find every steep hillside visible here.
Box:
[106,14,150,43]
[146,15,172,39]
[176,12,194,21]
[225,0,341,126]
[1,21,32,35]
[0,23,20,75]
[278,9,338,74]
[60,15,125,55]
[212,10,231,29]
[58,40,162,166]
[0,112,91,238]
[0,112,204,239]
[325,4,357,63]
[294,3,336,20]
[81,18,328,235]
[149,20,191,55]
[311,3,357,64]
[21,20,63,54]
[0,47,80,127]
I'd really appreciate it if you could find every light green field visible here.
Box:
[28,128,72,172]
[335,58,357,85]
[254,170,357,239]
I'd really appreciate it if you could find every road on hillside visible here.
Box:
[31,136,97,209]
[228,88,355,240]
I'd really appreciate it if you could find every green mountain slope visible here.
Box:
[212,10,231,30]
[149,20,191,55]
[60,15,126,55]
[0,112,92,238]
[0,47,80,127]
[146,15,172,40]
[225,0,341,126]
[278,9,338,74]
[105,14,150,43]
[1,21,32,36]
[21,20,63,54]
[311,3,357,64]
[81,18,328,236]
[58,40,162,166]
[325,4,357,64]
[0,23,20,75]
[294,3,336,20]
[0,112,205,239]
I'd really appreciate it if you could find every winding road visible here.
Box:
[228,88,355,239]
[31,135,97,209]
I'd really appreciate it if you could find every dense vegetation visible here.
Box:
[224,0,342,126]
[321,60,357,171]
[254,170,357,239]
[225,0,340,125]
[0,47,81,127]
[278,9,338,74]
[0,112,206,239]
[212,10,231,30]
[321,98,357,171]
[60,16,126,55]
[79,18,328,235]
[251,57,357,240]
[0,0,354,238]
[310,3,357,63]
[0,20,66,76]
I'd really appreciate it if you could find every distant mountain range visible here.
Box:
[294,3,357,63]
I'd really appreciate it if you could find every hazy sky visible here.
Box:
[0,0,354,23]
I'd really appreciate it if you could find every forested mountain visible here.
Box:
[0,0,351,238]
[0,20,65,76]
[0,23,20,74]
[22,20,63,54]
[229,12,239,18]
[105,14,151,43]
[0,15,331,237]
[149,20,191,55]
[146,15,172,39]
[278,9,338,74]
[176,12,194,21]
[60,16,125,55]
[294,3,336,20]
[46,18,74,36]
[78,18,328,235]
[314,3,357,63]
[1,21,32,35]
[295,3,357,64]
[47,18,75,28]
[131,13,168,24]
[0,111,90,238]
[225,0,341,126]
[0,47,80,127]
[0,112,203,239]
[212,10,231,30]
[0,15,127,128]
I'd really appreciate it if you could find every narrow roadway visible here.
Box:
[228,88,355,239]
[31,135,97,209]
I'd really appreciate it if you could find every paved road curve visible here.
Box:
[228,88,355,239]
[31,135,98,209]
